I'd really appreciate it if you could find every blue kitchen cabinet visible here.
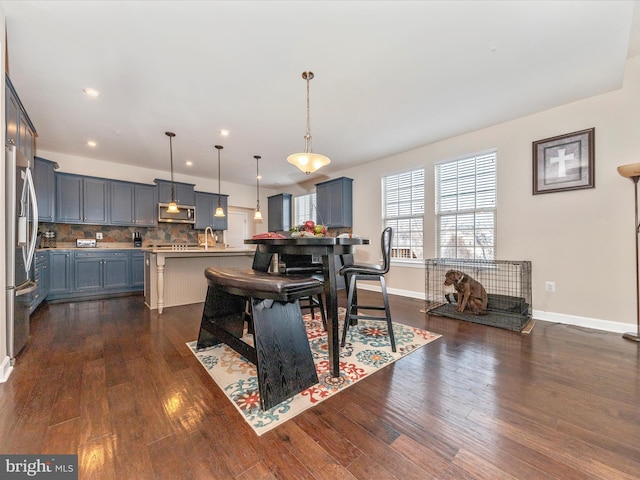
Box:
[111,181,157,227]
[195,191,213,230]
[29,251,49,313]
[34,157,57,222]
[195,191,228,230]
[315,177,353,228]
[155,179,195,205]
[133,183,157,226]
[130,251,144,288]
[74,251,129,292]
[49,250,73,295]
[110,181,135,225]
[6,75,36,162]
[212,194,228,230]
[268,193,292,232]
[56,173,109,224]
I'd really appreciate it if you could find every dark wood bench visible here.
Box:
[196,267,322,410]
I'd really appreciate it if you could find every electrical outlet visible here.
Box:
[545,281,555,292]
[96,232,103,240]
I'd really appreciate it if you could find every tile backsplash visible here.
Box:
[39,223,223,247]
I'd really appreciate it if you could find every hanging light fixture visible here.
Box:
[165,132,179,213]
[214,145,225,217]
[287,71,330,175]
[254,155,263,221]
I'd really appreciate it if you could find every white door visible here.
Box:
[226,210,249,248]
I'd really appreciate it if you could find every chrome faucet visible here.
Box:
[204,226,214,250]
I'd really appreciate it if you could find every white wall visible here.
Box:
[315,55,640,333]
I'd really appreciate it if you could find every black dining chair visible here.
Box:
[280,254,327,329]
[339,227,396,352]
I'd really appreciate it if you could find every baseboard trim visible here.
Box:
[532,310,636,334]
[0,356,13,383]
[359,285,636,334]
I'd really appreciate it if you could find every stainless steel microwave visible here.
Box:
[158,203,196,224]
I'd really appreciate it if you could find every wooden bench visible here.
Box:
[196,267,322,410]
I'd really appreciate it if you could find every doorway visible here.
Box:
[226,208,253,248]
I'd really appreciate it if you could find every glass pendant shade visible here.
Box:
[214,145,225,218]
[165,132,179,213]
[288,71,330,175]
[287,151,331,175]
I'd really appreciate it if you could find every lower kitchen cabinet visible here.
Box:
[131,251,144,288]
[75,250,129,292]
[49,250,73,296]
[29,250,50,313]
[47,249,143,302]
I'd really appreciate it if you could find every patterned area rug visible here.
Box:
[187,309,441,436]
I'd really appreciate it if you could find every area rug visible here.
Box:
[187,309,441,435]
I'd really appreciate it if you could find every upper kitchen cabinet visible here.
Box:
[195,191,228,230]
[34,157,58,222]
[133,183,157,226]
[6,75,37,162]
[56,173,109,224]
[315,177,353,228]
[110,181,157,227]
[268,193,292,232]
[155,179,196,205]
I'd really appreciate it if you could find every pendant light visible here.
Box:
[254,155,263,221]
[214,145,225,217]
[287,71,330,175]
[165,132,179,213]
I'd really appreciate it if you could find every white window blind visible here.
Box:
[435,151,496,259]
[294,193,316,227]
[382,169,424,260]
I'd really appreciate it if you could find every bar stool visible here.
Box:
[339,227,396,352]
[280,254,327,329]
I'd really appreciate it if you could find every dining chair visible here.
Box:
[339,227,396,352]
[280,254,327,329]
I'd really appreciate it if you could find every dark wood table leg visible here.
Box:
[323,252,339,377]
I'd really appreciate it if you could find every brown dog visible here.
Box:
[444,270,488,315]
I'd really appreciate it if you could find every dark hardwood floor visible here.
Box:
[1,291,639,479]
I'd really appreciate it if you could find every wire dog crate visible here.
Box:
[424,258,532,331]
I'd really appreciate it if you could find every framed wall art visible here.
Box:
[532,128,595,195]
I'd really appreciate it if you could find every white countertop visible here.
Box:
[37,242,255,254]
[145,246,255,254]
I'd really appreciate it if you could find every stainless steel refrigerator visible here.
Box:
[5,145,38,363]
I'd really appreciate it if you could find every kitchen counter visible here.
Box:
[40,242,143,250]
[144,247,256,313]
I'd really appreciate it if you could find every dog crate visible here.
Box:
[424,258,532,331]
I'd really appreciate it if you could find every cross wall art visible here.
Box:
[532,128,595,195]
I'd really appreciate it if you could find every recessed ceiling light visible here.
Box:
[186,161,193,166]
[219,129,230,136]
[87,140,97,147]
[83,88,100,97]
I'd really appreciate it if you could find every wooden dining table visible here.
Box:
[244,236,369,378]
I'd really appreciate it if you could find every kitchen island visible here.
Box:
[144,247,255,313]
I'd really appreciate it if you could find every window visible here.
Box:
[294,193,316,227]
[382,169,424,260]
[435,151,496,259]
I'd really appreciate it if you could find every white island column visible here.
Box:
[145,248,255,313]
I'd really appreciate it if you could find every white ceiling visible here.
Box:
[1,1,638,188]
